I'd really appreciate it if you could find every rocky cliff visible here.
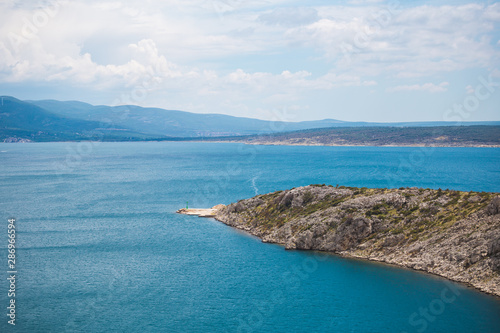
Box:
[214,185,500,296]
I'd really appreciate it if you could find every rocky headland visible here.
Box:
[211,185,500,296]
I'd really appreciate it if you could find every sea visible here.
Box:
[0,142,499,333]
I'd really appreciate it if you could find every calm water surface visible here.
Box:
[0,142,499,332]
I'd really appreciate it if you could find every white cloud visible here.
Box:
[386,82,449,93]
[291,3,500,78]
[258,7,319,27]
[348,0,384,4]
[0,0,499,121]
[2,1,498,83]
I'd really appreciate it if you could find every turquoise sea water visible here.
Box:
[0,142,499,333]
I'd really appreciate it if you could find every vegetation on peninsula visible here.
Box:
[215,185,500,296]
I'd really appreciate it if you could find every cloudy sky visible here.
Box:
[1,0,499,122]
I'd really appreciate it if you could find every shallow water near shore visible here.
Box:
[1,142,500,332]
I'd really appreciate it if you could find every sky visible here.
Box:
[0,0,499,122]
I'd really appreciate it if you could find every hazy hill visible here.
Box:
[0,96,165,142]
[2,95,500,142]
[27,98,500,138]
[28,99,354,137]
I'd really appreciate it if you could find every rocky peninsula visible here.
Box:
[208,185,500,296]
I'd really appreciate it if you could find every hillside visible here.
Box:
[216,126,500,147]
[29,99,356,137]
[213,185,500,296]
[0,96,166,142]
[30,99,500,135]
[28,99,276,137]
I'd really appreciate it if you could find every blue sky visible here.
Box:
[0,0,499,122]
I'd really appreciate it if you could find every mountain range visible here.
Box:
[1,95,499,142]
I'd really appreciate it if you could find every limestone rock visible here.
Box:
[214,185,500,296]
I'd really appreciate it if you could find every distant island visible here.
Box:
[210,126,500,147]
[181,185,500,296]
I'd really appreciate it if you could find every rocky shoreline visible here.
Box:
[176,205,225,217]
[211,140,500,148]
[209,185,500,296]
[209,140,500,148]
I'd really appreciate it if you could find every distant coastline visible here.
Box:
[3,139,499,148]
[207,140,500,148]
[2,97,500,145]
[205,125,500,148]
